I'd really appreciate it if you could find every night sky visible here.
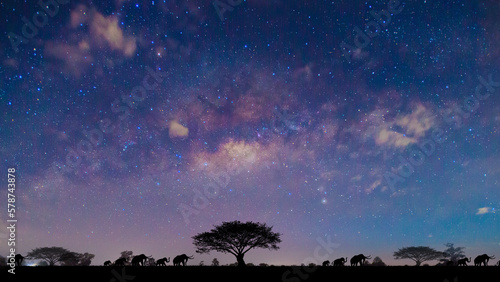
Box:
[1,0,499,266]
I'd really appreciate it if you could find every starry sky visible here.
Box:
[1,0,499,266]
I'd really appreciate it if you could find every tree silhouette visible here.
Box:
[58,251,95,266]
[27,247,71,266]
[441,243,466,264]
[394,246,443,266]
[192,220,281,267]
[59,252,81,266]
[370,256,386,266]
[120,251,134,264]
[78,253,95,266]
[211,258,220,266]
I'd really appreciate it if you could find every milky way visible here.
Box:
[1,0,499,266]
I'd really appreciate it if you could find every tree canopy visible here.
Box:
[441,243,466,264]
[27,247,71,266]
[60,252,95,266]
[119,250,134,263]
[192,220,281,267]
[26,247,94,266]
[393,246,443,266]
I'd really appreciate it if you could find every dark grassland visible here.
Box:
[2,265,499,282]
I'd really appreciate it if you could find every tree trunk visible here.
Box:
[236,254,246,267]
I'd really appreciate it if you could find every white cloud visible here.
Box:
[367,103,436,149]
[365,179,382,194]
[69,4,137,57]
[168,120,189,138]
[476,207,495,215]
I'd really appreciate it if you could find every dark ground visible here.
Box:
[2,265,499,282]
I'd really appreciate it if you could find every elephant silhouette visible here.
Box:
[173,254,194,266]
[15,254,24,266]
[497,261,500,266]
[322,260,330,266]
[156,257,170,266]
[457,257,470,266]
[350,254,371,266]
[333,257,347,266]
[104,260,112,266]
[131,254,152,266]
[114,258,127,266]
[474,254,495,266]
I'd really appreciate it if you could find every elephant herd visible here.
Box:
[103,254,194,267]
[443,255,496,266]
[321,254,497,267]
[472,254,496,266]
[321,254,371,266]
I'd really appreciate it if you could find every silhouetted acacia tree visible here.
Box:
[27,247,71,266]
[441,243,466,264]
[394,246,443,266]
[192,221,282,267]
[211,258,219,266]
